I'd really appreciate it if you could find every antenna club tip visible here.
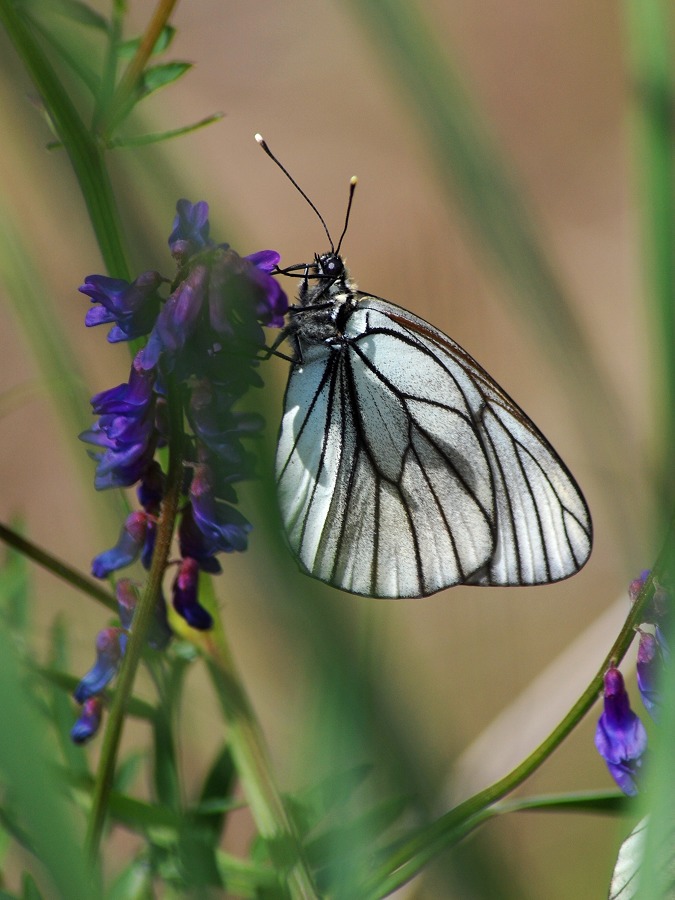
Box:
[254,133,264,144]
[350,176,358,185]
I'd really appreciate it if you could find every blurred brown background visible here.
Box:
[0,1,654,897]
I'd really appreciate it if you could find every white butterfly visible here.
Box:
[275,253,592,598]
[255,134,592,598]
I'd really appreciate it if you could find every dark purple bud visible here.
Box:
[594,665,647,796]
[71,697,104,744]
[137,460,165,514]
[190,464,252,553]
[73,628,127,702]
[168,199,212,261]
[172,558,213,630]
[179,503,222,573]
[80,271,162,342]
[637,631,661,721]
[150,264,209,361]
[91,511,149,578]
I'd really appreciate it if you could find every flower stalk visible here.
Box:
[85,375,184,862]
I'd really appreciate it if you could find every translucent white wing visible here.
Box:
[276,295,592,598]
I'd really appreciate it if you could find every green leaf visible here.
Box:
[0,626,97,899]
[105,857,154,900]
[19,872,43,900]
[108,113,224,149]
[151,710,179,810]
[48,0,109,31]
[138,61,192,100]
[214,851,280,896]
[36,667,157,720]
[117,25,176,58]
[107,792,183,835]
[493,789,629,817]
[193,743,236,841]
[46,618,90,777]
[114,751,144,794]
[290,763,373,836]
[0,520,30,635]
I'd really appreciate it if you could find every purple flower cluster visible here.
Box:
[594,570,671,795]
[72,199,288,742]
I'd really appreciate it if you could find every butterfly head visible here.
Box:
[315,253,345,282]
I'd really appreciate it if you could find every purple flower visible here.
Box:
[80,271,162,342]
[71,697,103,744]
[76,196,290,716]
[189,463,252,553]
[188,381,262,469]
[91,510,150,578]
[595,665,647,796]
[73,628,127,702]
[172,558,213,630]
[245,250,288,327]
[637,631,661,720]
[137,460,165,514]
[80,355,159,490]
[178,504,222,573]
[156,264,209,355]
[168,199,212,261]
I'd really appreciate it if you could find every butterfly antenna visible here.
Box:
[255,133,334,252]
[335,176,357,255]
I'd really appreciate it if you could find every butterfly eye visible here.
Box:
[320,255,344,279]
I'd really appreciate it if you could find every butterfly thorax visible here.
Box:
[288,253,358,350]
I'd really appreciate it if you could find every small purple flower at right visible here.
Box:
[594,665,647,796]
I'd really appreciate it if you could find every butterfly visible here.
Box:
[258,136,592,598]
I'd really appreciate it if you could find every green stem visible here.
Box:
[0,522,116,612]
[84,381,184,862]
[622,0,675,512]
[0,0,129,278]
[206,644,319,898]
[365,554,672,897]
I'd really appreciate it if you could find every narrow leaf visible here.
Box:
[49,0,109,31]
[108,113,224,149]
[117,25,176,58]
[138,62,192,99]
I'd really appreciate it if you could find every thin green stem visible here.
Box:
[0,522,116,612]
[206,642,319,898]
[364,547,673,897]
[84,381,184,862]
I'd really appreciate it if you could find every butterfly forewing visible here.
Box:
[276,270,592,598]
